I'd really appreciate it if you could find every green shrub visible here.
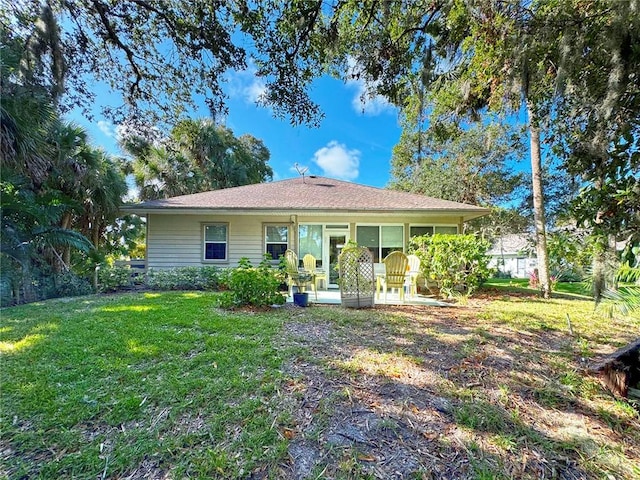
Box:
[200,266,223,290]
[44,271,94,298]
[146,269,178,290]
[146,266,224,291]
[410,234,493,298]
[97,266,132,292]
[0,265,93,305]
[217,257,285,308]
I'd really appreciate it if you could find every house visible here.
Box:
[122,176,489,288]
[487,233,537,278]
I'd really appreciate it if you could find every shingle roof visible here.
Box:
[124,176,489,218]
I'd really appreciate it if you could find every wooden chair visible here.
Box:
[302,254,327,293]
[377,251,409,303]
[407,254,421,297]
[284,249,315,299]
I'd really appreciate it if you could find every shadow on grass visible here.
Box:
[281,301,639,478]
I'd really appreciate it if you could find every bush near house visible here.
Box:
[216,257,286,308]
[96,261,285,309]
[146,266,225,291]
[410,233,493,297]
[97,265,133,292]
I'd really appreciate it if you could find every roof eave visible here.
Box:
[120,205,490,221]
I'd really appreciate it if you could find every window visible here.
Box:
[265,225,289,261]
[357,226,380,261]
[434,226,458,234]
[381,226,403,259]
[357,225,403,262]
[410,226,434,238]
[299,225,323,267]
[409,225,458,238]
[203,224,227,261]
[517,258,527,275]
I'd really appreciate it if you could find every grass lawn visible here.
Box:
[1,292,291,478]
[483,277,592,297]
[1,291,639,479]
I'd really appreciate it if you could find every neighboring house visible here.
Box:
[123,176,489,287]
[487,233,537,278]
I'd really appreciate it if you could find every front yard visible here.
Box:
[1,291,638,479]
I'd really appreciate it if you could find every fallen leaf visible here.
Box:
[358,454,376,462]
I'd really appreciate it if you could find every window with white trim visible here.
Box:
[203,224,228,261]
[357,225,404,262]
[265,225,289,261]
[299,224,323,267]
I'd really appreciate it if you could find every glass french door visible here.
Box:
[325,230,349,288]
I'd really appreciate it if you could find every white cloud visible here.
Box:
[350,86,394,115]
[97,120,116,137]
[312,141,360,180]
[244,78,267,103]
[345,57,394,116]
[228,64,267,104]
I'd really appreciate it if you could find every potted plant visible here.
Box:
[292,272,312,307]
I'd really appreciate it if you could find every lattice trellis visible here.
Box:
[338,246,375,308]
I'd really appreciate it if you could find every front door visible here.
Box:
[324,229,350,288]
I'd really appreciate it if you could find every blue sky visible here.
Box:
[68,67,404,190]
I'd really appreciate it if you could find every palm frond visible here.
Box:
[603,286,640,317]
[616,265,640,284]
[32,226,93,252]
[602,266,640,316]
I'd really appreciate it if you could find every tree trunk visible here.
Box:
[592,236,607,303]
[60,211,72,271]
[592,233,618,303]
[591,171,608,303]
[527,103,551,298]
[92,224,101,249]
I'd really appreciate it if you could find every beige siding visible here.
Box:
[147,214,290,269]
[147,213,461,269]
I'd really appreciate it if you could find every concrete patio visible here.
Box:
[285,289,453,307]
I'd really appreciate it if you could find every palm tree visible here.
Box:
[41,123,101,269]
[1,182,92,304]
[1,38,56,189]
[123,119,273,200]
[78,150,128,250]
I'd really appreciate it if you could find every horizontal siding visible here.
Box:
[147,214,289,269]
[147,213,462,269]
[228,218,262,265]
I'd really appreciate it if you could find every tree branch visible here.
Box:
[90,0,143,99]
[285,1,323,63]
[395,5,442,45]
[127,0,177,32]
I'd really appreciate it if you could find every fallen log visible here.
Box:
[590,338,640,399]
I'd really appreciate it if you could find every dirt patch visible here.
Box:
[274,301,640,479]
